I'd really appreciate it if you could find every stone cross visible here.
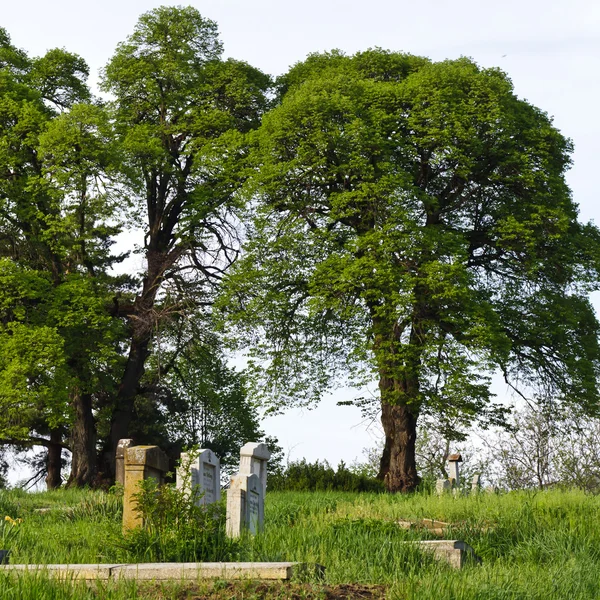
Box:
[122,445,169,533]
[115,439,133,487]
[226,472,263,538]
[239,442,270,496]
[176,448,221,506]
[447,453,462,488]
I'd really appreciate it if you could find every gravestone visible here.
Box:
[447,453,462,487]
[226,473,264,538]
[436,478,452,495]
[176,449,221,506]
[471,474,481,493]
[115,439,133,486]
[123,445,169,532]
[239,442,270,496]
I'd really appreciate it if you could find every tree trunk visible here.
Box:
[68,391,97,487]
[45,430,63,490]
[370,309,425,493]
[101,336,151,478]
[101,248,168,479]
[379,402,420,492]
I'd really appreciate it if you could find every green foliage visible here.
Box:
[155,334,263,472]
[269,459,384,492]
[0,516,22,549]
[120,478,237,563]
[221,48,600,458]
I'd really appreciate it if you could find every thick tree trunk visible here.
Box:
[370,309,425,493]
[45,430,63,490]
[378,402,420,492]
[101,247,170,480]
[101,336,151,478]
[68,391,97,487]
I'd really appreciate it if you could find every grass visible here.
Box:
[0,487,598,598]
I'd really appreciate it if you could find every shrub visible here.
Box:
[269,459,384,492]
[119,478,238,562]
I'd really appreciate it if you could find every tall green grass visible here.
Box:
[0,487,599,598]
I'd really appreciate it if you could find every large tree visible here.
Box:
[99,6,270,476]
[0,28,125,487]
[221,50,600,491]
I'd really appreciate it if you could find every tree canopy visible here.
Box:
[221,50,600,491]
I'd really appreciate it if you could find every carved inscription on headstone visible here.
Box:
[226,473,263,538]
[176,448,220,506]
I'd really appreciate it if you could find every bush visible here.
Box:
[119,478,238,562]
[269,459,384,492]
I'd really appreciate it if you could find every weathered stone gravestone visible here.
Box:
[115,439,133,487]
[239,442,270,495]
[123,445,169,533]
[226,473,264,538]
[471,474,481,493]
[447,453,462,488]
[436,478,452,495]
[176,449,221,506]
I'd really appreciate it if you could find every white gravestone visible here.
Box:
[239,442,270,496]
[177,449,220,506]
[471,474,481,493]
[226,473,263,538]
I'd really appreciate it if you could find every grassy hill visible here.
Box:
[0,487,597,598]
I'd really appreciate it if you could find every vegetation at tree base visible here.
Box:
[221,50,600,491]
[0,6,599,492]
[0,487,600,598]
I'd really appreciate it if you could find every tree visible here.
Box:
[0,28,125,487]
[99,6,271,477]
[221,50,600,491]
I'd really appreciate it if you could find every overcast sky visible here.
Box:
[2,0,599,468]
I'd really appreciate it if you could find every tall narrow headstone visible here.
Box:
[239,442,270,496]
[115,439,133,487]
[226,472,263,538]
[123,445,169,533]
[447,453,462,488]
[176,448,221,506]
[471,474,481,493]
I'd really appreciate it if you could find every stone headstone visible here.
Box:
[239,442,270,496]
[226,473,264,538]
[115,439,133,486]
[176,449,221,506]
[123,445,169,533]
[436,478,452,495]
[447,453,462,488]
[471,474,481,493]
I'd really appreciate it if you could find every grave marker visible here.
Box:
[447,453,462,488]
[115,439,133,486]
[239,442,270,496]
[176,449,221,506]
[226,473,264,538]
[123,445,169,532]
[436,479,452,495]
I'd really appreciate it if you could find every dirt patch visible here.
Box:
[137,581,387,599]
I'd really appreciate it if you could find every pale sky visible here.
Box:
[2,0,599,469]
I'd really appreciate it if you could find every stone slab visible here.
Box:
[0,562,322,581]
[408,540,480,569]
[0,564,119,580]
